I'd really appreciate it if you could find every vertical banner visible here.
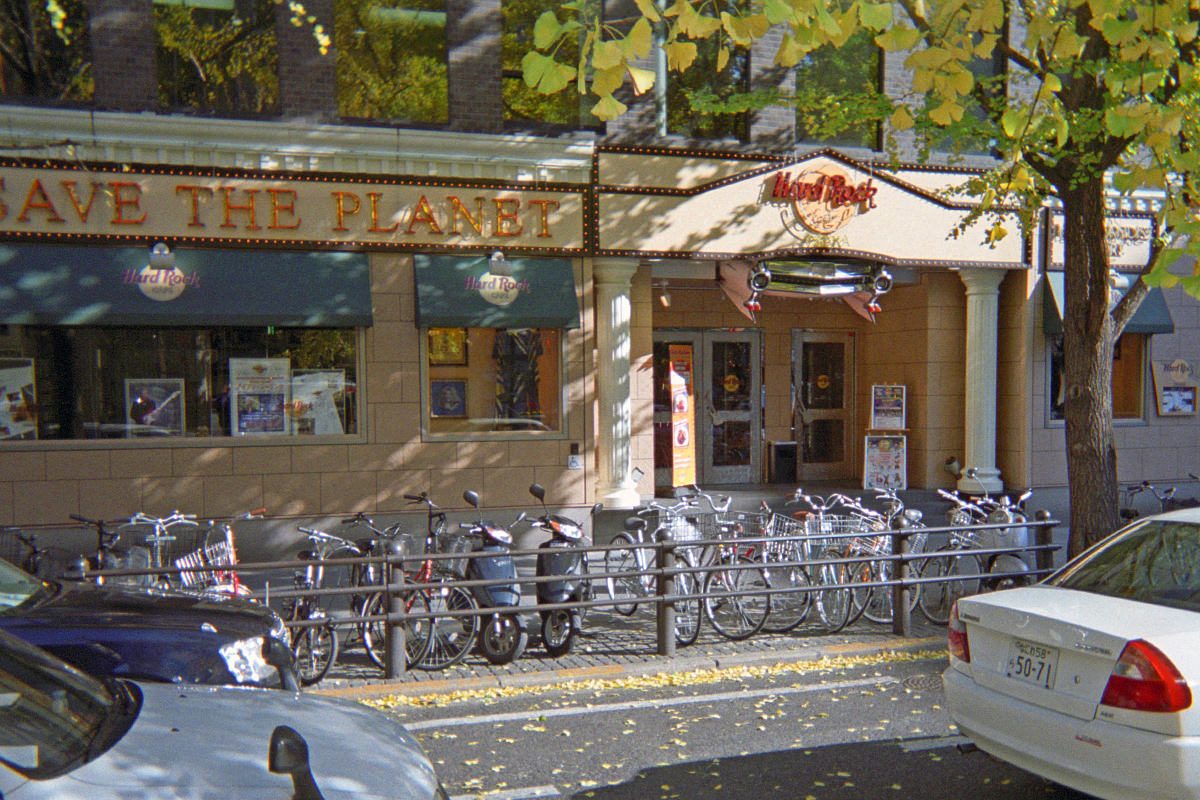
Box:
[668,344,696,487]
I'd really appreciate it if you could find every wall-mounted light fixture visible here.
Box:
[657,281,671,307]
[943,456,961,478]
[489,250,512,276]
[148,242,174,270]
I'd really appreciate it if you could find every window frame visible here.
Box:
[0,325,368,449]
[1045,331,1150,427]
[418,326,569,442]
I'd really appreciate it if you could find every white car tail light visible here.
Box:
[1100,639,1192,713]
[948,601,970,663]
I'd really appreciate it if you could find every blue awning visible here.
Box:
[415,254,579,329]
[1042,271,1173,336]
[0,245,373,326]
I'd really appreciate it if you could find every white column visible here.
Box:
[594,258,642,508]
[957,268,1006,493]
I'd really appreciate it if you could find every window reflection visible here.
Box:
[335,0,448,123]
[154,0,279,115]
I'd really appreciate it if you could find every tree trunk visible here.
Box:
[1059,182,1121,557]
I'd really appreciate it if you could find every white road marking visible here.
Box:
[405,675,898,731]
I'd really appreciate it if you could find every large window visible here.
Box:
[154,0,279,115]
[794,27,880,149]
[423,327,561,437]
[335,0,448,123]
[502,0,597,130]
[1049,332,1146,422]
[0,0,92,103]
[668,39,749,141]
[0,326,358,441]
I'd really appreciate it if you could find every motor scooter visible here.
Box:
[461,490,528,665]
[527,483,602,657]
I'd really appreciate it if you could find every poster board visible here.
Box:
[124,377,185,436]
[668,344,696,487]
[1152,360,1199,417]
[870,384,907,430]
[0,359,37,440]
[230,358,291,436]
[291,370,346,434]
[864,434,907,490]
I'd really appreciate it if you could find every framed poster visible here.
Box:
[229,357,291,436]
[124,378,185,436]
[0,359,38,440]
[291,370,346,435]
[870,384,907,430]
[430,380,467,417]
[428,327,468,366]
[864,434,907,491]
[1152,360,1199,417]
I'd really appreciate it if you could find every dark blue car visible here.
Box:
[0,556,298,690]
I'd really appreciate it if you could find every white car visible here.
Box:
[0,628,447,799]
[943,508,1200,800]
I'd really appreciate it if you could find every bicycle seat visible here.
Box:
[623,516,647,533]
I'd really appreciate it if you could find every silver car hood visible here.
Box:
[3,682,438,800]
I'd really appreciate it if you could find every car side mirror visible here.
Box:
[268,725,325,800]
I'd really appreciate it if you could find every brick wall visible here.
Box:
[87,0,156,112]
[275,0,337,122]
[447,0,503,133]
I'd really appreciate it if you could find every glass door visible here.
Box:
[792,330,855,480]
[653,329,762,487]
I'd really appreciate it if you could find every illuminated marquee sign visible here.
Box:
[0,163,585,250]
[767,164,878,235]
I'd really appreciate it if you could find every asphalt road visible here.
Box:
[365,650,1091,800]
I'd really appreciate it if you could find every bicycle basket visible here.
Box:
[0,530,22,566]
[763,512,808,558]
[436,532,474,576]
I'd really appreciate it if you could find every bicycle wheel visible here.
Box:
[360,588,432,671]
[605,533,644,616]
[846,558,879,626]
[293,619,338,686]
[672,569,701,646]
[761,546,811,634]
[813,552,852,633]
[917,548,981,625]
[417,582,479,671]
[703,556,770,641]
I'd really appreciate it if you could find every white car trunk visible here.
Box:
[957,587,1199,723]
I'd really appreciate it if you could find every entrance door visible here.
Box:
[653,330,762,486]
[792,330,855,480]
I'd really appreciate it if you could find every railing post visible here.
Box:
[385,554,407,678]
[1035,510,1055,574]
[655,539,676,657]
[891,528,911,637]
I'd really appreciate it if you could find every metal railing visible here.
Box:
[56,511,1062,679]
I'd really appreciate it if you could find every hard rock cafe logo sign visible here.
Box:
[767,164,878,235]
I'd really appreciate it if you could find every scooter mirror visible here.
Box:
[591,503,603,516]
[530,483,546,503]
[463,490,480,508]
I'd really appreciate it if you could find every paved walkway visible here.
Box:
[311,608,947,700]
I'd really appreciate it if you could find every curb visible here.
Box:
[312,635,946,700]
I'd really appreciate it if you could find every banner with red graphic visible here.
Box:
[668,344,696,487]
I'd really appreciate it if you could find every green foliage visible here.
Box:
[155,0,278,114]
[335,0,448,123]
[0,0,92,101]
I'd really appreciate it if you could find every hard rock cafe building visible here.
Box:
[1,112,1198,539]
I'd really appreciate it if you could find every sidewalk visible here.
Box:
[310,608,948,700]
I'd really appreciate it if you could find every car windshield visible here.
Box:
[1048,519,1200,612]
[0,557,50,613]
[0,630,116,780]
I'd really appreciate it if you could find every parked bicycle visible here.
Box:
[67,514,155,587]
[605,495,704,646]
[0,526,76,580]
[774,491,858,633]
[121,510,203,589]
[171,509,263,597]
[286,528,342,685]
[675,485,771,642]
[396,492,479,671]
